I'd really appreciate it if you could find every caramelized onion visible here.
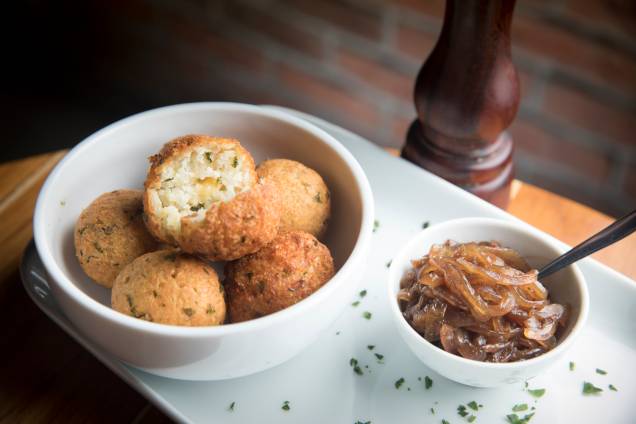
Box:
[398,240,568,363]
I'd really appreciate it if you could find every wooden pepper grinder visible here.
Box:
[401,0,519,208]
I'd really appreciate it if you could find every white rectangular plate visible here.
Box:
[22,107,636,424]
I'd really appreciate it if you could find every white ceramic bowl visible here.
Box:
[34,102,374,380]
[388,217,589,388]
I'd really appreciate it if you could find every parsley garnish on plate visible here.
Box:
[457,405,468,417]
[281,400,290,411]
[362,311,372,320]
[395,377,405,389]
[425,376,433,389]
[352,301,360,307]
[350,358,364,375]
[527,388,545,398]
[595,368,607,375]
[373,220,380,233]
[430,407,435,414]
[569,361,575,371]
[354,421,371,424]
[442,420,450,424]
[367,345,375,350]
[386,260,392,268]
[374,353,384,362]
[506,413,535,424]
[422,221,430,229]
[228,401,235,411]
[467,401,479,411]
[512,404,528,412]
[609,384,618,391]
[582,382,603,395]
[359,289,367,297]
[467,416,476,423]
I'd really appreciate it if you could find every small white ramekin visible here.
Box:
[388,217,589,388]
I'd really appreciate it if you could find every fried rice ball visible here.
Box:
[111,250,226,326]
[257,159,330,238]
[224,231,335,323]
[74,189,158,288]
[144,135,280,261]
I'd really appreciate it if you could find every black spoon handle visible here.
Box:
[538,209,636,280]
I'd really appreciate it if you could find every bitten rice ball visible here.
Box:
[224,231,335,323]
[144,135,280,261]
[111,250,226,326]
[74,189,158,288]
[257,159,330,238]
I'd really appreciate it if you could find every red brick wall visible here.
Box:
[89,0,636,216]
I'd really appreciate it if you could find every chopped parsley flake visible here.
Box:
[354,421,371,424]
[362,311,372,320]
[190,203,204,211]
[228,401,235,411]
[373,220,380,233]
[60,201,66,206]
[457,405,468,417]
[182,308,194,317]
[506,413,535,424]
[336,331,341,335]
[442,420,450,424]
[467,416,476,423]
[386,260,392,268]
[374,353,384,362]
[359,289,367,298]
[367,345,375,350]
[609,384,618,391]
[350,358,363,375]
[281,400,290,411]
[422,221,430,229]
[394,377,405,389]
[424,376,433,389]
[527,388,545,398]
[232,156,238,168]
[352,301,360,307]
[314,192,322,203]
[569,361,575,371]
[205,152,212,162]
[430,407,435,414]
[582,382,603,395]
[512,404,528,412]
[596,368,607,375]
[467,401,479,411]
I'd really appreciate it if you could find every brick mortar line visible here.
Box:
[516,1,636,57]
[515,154,631,216]
[258,1,424,74]
[211,17,416,117]
[512,49,636,109]
[516,106,636,157]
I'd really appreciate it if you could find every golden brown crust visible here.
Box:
[146,134,255,175]
[257,159,330,238]
[180,181,281,261]
[224,231,335,323]
[74,190,159,287]
[111,249,226,326]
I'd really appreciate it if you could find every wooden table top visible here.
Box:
[1,150,634,423]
